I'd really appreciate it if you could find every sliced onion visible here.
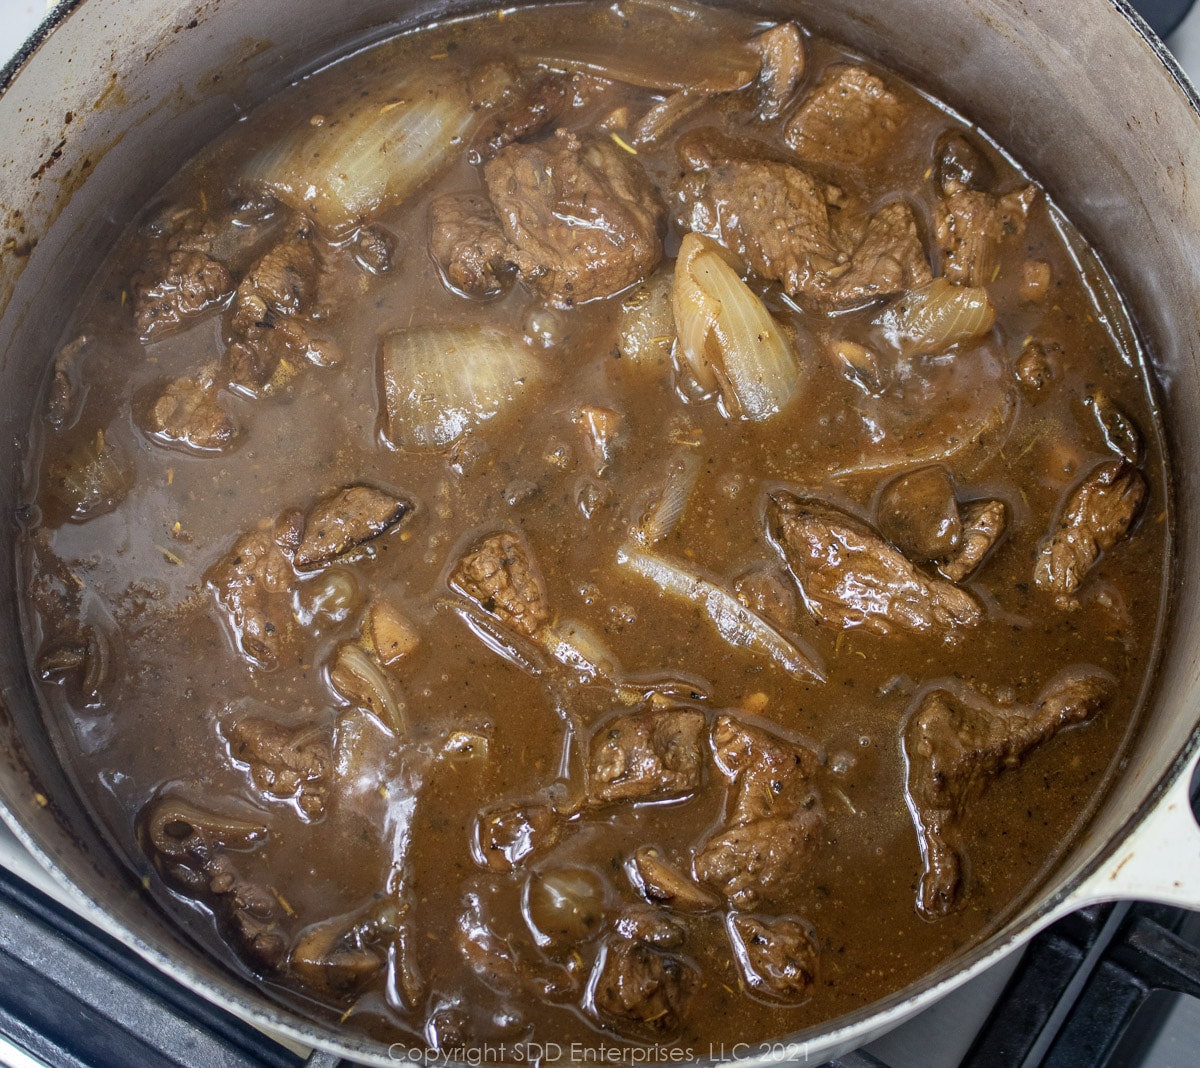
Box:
[673,233,801,421]
[617,269,676,371]
[526,0,761,93]
[616,543,825,682]
[244,71,478,235]
[329,642,407,734]
[632,91,711,145]
[877,278,995,356]
[542,617,622,680]
[631,447,702,545]
[379,326,544,449]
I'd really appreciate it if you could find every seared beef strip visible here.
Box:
[1034,460,1147,605]
[223,716,331,820]
[784,65,907,166]
[450,531,551,641]
[727,913,819,1003]
[483,130,667,306]
[293,484,411,570]
[767,492,983,637]
[132,249,235,338]
[938,499,1007,582]
[588,932,698,1039]
[587,706,707,804]
[693,715,824,909]
[904,671,1111,916]
[430,192,512,296]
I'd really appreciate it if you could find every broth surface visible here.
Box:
[19,1,1169,1055]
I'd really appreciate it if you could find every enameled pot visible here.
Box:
[1,1,1199,1063]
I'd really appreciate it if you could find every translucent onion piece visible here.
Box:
[616,543,825,682]
[877,278,996,356]
[526,0,762,93]
[673,233,801,420]
[379,326,543,449]
[631,447,702,545]
[542,617,622,680]
[245,71,478,235]
[617,269,676,371]
[329,642,407,734]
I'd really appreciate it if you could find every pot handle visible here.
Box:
[1069,743,1200,911]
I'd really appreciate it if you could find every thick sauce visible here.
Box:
[19,1,1169,1054]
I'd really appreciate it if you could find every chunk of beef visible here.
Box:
[294,484,411,570]
[474,800,561,871]
[935,186,1036,286]
[1033,460,1147,605]
[876,464,962,562]
[430,193,511,296]
[1088,390,1144,465]
[587,706,707,804]
[614,906,687,950]
[352,224,396,274]
[825,201,931,306]
[727,913,819,1002]
[767,492,983,637]
[938,499,1007,582]
[675,158,839,294]
[142,796,286,969]
[784,65,907,166]
[471,67,572,157]
[933,130,996,197]
[675,154,928,308]
[206,527,297,670]
[693,715,824,908]
[905,671,1111,916]
[141,374,239,452]
[1015,339,1054,390]
[132,249,234,338]
[223,717,330,820]
[588,935,698,1039]
[450,531,551,641]
[483,130,666,306]
[230,229,321,333]
[750,22,805,119]
[225,227,339,392]
[629,846,719,911]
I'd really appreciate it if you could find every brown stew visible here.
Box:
[19,0,1170,1054]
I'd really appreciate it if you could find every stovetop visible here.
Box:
[1,2,1199,1066]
